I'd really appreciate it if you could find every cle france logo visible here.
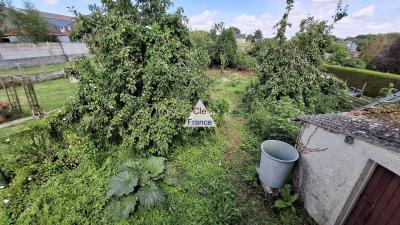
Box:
[184,100,216,127]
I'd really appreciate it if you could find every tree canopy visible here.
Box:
[8,0,50,42]
[57,0,212,156]
[243,0,351,114]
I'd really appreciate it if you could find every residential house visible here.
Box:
[338,40,360,57]
[235,33,246,45]
[1,9,75,43]
[39,11,75,43]
[295,107,400,225]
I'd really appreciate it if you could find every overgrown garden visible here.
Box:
[1,0,355,224]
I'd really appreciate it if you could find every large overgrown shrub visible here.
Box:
[213,27,238,68]
[243,0,351,115]
[247,97,302,145]
[54,0,212,156]
[371,38,400,74]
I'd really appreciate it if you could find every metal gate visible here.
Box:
[345,165,400,225]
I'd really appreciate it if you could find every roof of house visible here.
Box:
[336,40,359,53]
[235,33,246,39]
[347,41,358,53]
[298,106,400,153]
[39,11,75,28]
[39,11,74,21]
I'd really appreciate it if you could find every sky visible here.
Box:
[9,0,400,38]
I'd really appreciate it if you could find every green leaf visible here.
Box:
[107,171,139,197]
[281,184,291,201]
[108,194,138,221]
[138,182,165,207]
[288,194,299,204]
[145,157,166,177]
[274,200,289,208]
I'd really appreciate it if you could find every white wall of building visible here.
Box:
[296,123,400,225]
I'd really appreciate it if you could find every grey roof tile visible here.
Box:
[299,113,400,153]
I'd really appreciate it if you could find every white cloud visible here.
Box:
[188,10,218,31]
[231,14,276,36]
[43,0,59,6]
[188,2,399,38]
[351,5,375,19]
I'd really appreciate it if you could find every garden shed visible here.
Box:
[295,107,400,225]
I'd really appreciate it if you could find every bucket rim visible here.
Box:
[260,140,299,163]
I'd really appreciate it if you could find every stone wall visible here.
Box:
[0,42,89,68]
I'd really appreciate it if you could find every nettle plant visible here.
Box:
[106,157,166,220]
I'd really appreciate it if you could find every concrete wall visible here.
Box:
[295,123,400,225]
[57,36,71,43]
[0,42,89,68]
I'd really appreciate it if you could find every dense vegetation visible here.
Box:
[2,0,385,224]
[190,23,258,71]
[328,33,400,74]
[326,64,400,97]
[243,0,352,144]
[0,0,229,223]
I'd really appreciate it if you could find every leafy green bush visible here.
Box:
[0,120,60,175]
[57,0,213,157]
[246,98,302,145]
[342,57,367,69]
[326,64,400,97]
[377,83,398,98]
[243,4,350,115]
[326,44,349,65]
[190,30,215,65]
[236,53,257,71]
[212,27,238,68]
[274,184,299,212]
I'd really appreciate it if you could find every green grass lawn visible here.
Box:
[0,78,77,117]
[0,62,72,76]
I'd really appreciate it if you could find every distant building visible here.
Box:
[39,11,75,43]
[338,40,360,57]
[1,9,75,43]
[235,33,246,45]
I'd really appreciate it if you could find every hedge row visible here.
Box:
[326,64,400,97]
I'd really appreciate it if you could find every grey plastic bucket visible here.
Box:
[259,140,299,189]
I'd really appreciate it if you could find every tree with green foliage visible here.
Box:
[230,26,241,36]
[210,22,224,40]
[244,0,351,115]
[372,38,400,74]
[254,29,263,41]
[60,0,211,157]
[342,57,367,69]
[0,1,6,40]
[327,44,349,65]
[9,0,49,42]
[213,27,238,68]
[189,30,215,64]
